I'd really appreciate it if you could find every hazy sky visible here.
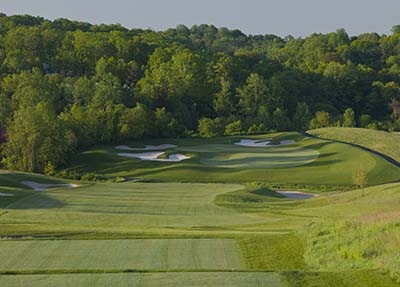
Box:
[1,0,399,37]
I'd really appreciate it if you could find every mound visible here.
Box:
[115,144,177,151]
[118,152,190,162]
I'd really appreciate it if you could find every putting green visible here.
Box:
[179,144,319,168]
[198,147,319,169]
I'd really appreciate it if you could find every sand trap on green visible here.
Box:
[0,239,242,271]
[22,181,79,191]
[199,147,319,169]
[0,272,283,287]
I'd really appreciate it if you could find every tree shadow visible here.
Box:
[0,173,66,210]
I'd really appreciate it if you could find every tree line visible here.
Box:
[0,14,400,173]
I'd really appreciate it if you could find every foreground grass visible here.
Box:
[0,182,265,236]
[1,153,400,286]
[308,127,400,163]
[0,272,283,287]
[0,239,242,271]
[282,270,398,287]
[238,234,306,271]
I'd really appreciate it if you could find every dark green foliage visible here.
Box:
[1,14,400,172]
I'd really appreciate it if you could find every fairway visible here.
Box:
[0,272,283,287]
[0,239,242,271]
[70,133,400,186]
[2,9,400,286]
[1,182,265,235]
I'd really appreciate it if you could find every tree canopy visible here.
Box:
[0,14,400,173]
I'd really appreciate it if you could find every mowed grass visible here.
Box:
[180,144,319,168]
[70,132,400,186]
[0,182,265,235]
[1,178,400,285]
[0,239,242,271]
[0,171,76,208]
[0,272,283,287]
[308,127,400,163]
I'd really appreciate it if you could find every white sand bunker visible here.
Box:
[235,139,295,147]
[276,190,319,200]
[118,151,190,162]
[22,181,79,192]
[115,144,177,151]
[0,193,14,197]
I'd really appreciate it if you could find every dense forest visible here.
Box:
[0,13,400,174]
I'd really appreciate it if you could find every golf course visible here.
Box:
[1,10,400,285]
[1,129,400,286]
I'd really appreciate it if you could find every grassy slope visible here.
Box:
[70,132,400,187]
[2,131,400,286]
[308,127,400,163]
[1,180,399,286]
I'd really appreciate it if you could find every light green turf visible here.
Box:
[0,182,266,235]
[2,131,400,286]
[0,239,242,271]
[70,132,400,186]
[0,272,283,287]
[308,127,400,162]
[198,147,319,168]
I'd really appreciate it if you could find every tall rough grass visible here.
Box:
[304,220,400,283]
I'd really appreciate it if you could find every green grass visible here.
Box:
[69,132,400,186]
[0,272,283,287]
[238,234,306,271]
[0,239,242,271]
[308,127,400,163]
[0,182,267,236]
[2,131,400,286]
[282,270,398,287]
[199,147,319,169]
[0,181,399,285]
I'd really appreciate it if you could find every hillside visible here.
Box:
[69,132,400,187]
[308,128,400,163]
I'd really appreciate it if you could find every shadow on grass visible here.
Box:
[4,192,66,210]
[0,173,66,210]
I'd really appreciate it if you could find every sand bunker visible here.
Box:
[235,139,295,147]
[118,152,190,162]
[276,190,318,200]
[0,193,14,197]
[115,144,177,151]
[22,181,79,192]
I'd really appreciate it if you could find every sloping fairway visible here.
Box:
[0,272,283,287]
[70,132,400,186]
[0,239,242,271]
